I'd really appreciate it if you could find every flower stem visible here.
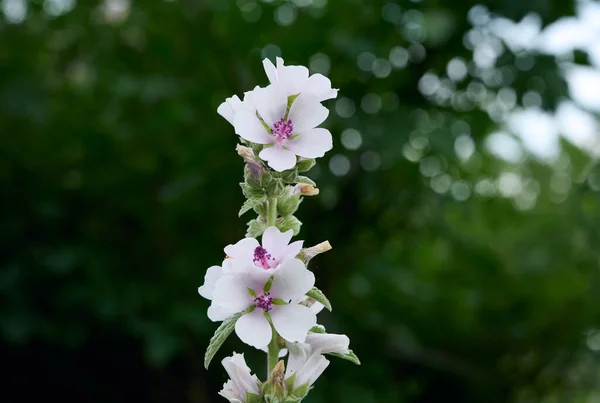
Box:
[267,325,280,376]
[267,197,278,227]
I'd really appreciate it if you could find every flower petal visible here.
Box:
[235,309,272,348]
[224,237,259,261]
[262,226,293,259]
[305,333,350,355]
[259,146,297,172]
[198,265,223,300]
[234,109,272,145]
[252,85,287,127]
[234,260,272,293]
[287,93,328,134]
[304,74,338,101]
[286,128,333,159]
[284,341,312,378]
[207,303,237,322]
[278,64,310,96]
[270,304,316,343]
[279,240,304,263]
[212,276,253,312]
[263,58,278,84]
[270,258,315,300]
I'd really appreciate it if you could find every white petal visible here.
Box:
[259,146,297,172]
[278,240,304,263]
[270,304,316,343]
[219,379,243,402]
[207,304,236,322]
[235,260,272,293]
[212,276,253,312]
[294,353,329,388]
[222,258,235,275]
[217,95,244,126]
[252,85,287,127]
[234,109,272,145]
[285,341,312,378]
[222,353,261,396]
[286,128,333,159]
[310,301,325,314]
[278,65,310,96]
[235,309,272,348]
[305,333,350,355]
[198,265,223,300]
[287,92,328,134]
[270,258,315,300]
[304,74,338,101]
[224,237,259,261]
[262,226,293,259]
[263,58,278,84]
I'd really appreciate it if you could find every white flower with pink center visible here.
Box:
[198,227,303,322]
[234,84,333,172]
[263,57,338,102]
[218,353,260,402]
[211,257,316,349]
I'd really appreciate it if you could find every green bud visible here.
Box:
[296,158,316,172]
[277,194,301,216]
[262,360,287,402]
[278,215,302,235]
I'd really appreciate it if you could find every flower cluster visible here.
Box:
[199,57,359,403]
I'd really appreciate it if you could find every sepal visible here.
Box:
[245,392,263,403]
[246,218,267,237]
[296,158,315,172]
[277,215,302,235]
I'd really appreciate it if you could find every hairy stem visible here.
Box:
[267,325,280,376]
[267,197,278,227]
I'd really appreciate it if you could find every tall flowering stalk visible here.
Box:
[199,57,359,403]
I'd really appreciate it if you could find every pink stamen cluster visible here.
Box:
[254,292,273,312]
[272,118,293,140]
[253,246,274,270]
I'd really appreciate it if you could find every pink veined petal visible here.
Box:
[270,304,316,343]
[207,304,237,322]
[286,128,333,159]
[270,258,315,300]
[259,146,297,172]
[304,74,339,102]
[212,276,253,312]
[278,240,304,263]
[262,226,294,259]
[287,93,329,133]
[278,65,310,96]
[224,237,259,261]
[198,265,223,300]
[252,85,287,127]
[235,309,273,348]
[263,58,278,84]
[234,109,272,145]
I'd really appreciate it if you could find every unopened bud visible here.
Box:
[236,144,263,179]
[292,183,319,196]
[297,241,332,263]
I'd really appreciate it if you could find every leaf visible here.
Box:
[327,349,361,365]
[246,392,263,403]
[305,287,332,311]
[283,397,303,403]
[290,382,309,399]
[295,176,316,186]
[247,218,266,237]
[239,196,266,217]
[204,311,243,369]
[284,372,296,392]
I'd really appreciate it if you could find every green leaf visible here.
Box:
[277,215,302,235]
[305,287,332,311]
[246,392,263,403]
[296,158,316,172]
[247,218,266,237]
[327,349,361,365]
[283,397,303,403]
[239,196,266,217]
[295,176,316,186]
[204,311,243,369]
[309,324,326,334]
[285,372,296,392]
[291,382,309,398]
[264,395,281,403]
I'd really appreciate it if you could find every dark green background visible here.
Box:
[2,0,599,401]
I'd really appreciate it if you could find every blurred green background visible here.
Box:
[2,0,600,401]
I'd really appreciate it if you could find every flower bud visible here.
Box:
[292,183,319,197]
[237,144,264,180]
[219,353,261,403]
[297,241,332,263]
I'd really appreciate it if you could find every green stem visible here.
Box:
[267,325,280,376]
[267,197,278,227]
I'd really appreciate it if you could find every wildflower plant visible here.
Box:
[199,57,359,403]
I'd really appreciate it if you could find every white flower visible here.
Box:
[198,227,303,322]
[218,353,260,403]
[263,57,338,102]
[234,84,333,172]
[285,332,350,389]
[217,87,257,126]
[211,257,316,348]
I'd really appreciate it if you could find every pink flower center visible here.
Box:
[253,246,274,270]
[272,118,293,141]
[254,292,273,312]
